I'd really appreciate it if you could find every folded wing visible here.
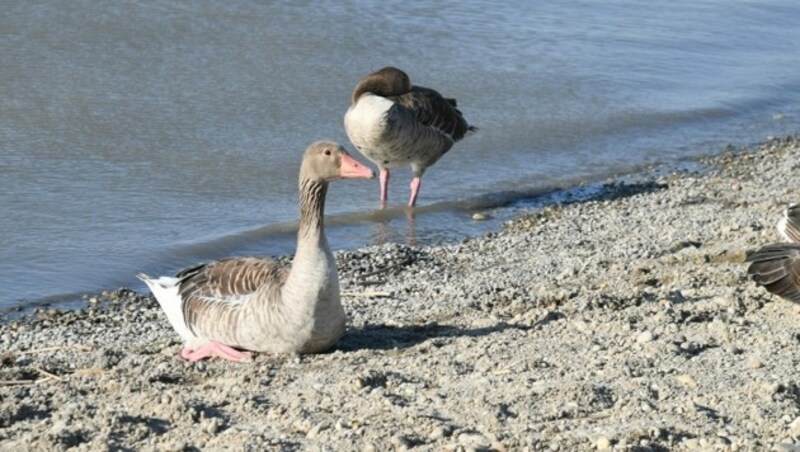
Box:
[390,86,476,142]
[746,243,800,303]
[177,257,290,337]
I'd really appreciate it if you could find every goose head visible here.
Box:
[352,66,411,103]
[301,141,375,182]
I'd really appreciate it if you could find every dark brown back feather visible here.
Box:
[389,86,476,142]
[746,243,800,303]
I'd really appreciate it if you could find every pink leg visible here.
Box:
[408,176,422,207]
[181,341,253,362]
[379,169,390,208]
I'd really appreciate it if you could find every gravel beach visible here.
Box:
[2,137,800,451]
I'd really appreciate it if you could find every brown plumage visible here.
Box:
[176,257,290,337]
[746,204,800,303]
[138,141,374,362]
[747,244,800,303]
[389,86,476,143]
[344,66,476,207]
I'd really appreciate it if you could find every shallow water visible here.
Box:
[2,0,800,308]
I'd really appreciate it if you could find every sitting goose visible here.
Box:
[746,204,800,303]
[344,66,476,207]
[138,142,374,362]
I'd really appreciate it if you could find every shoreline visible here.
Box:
[0,139,743,319]
[2,136,800,450]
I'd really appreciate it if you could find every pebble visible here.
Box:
[306,422,330,439]
[675,374,698,389]
[390,434,412,449]
[748,356,764,369]
[202,418,221,435]
[430,425,452,440]
[458,432,491,448]
[636,331,654,343]
[596,437,611,449]
[789,417,800,436]
[472,212,490,221]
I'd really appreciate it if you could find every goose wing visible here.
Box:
[390,86,475,142]
[746,243,800,303]
[778,204,800,243]
[176,257,290,336]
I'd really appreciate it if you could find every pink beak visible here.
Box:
[339,153,375,179]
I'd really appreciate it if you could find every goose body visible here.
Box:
[344,66,476,207]
[139,142,374,361]
[746,204,800,303]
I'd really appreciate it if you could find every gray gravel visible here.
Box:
[2,137,800,451]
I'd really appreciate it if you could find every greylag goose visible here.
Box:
[138,142,374,362]
[746,204,800,303]
[344,66,476,207]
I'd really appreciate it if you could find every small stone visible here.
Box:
[636,331,654,343]
[596,436,611,449]
[430,425,453,440]
[390,434,411,448]
[725,344,744,355]
[748,356,764,369]
[203,418,221,435]
[458,432,490,448]
[763,382,782,396]
[49,419,68,434]
[306,421,330,439]
[683,438,700,449]
[675,374,697,388]
[788,417,800,436]
[472,212,489,221]
[334,419,350,430]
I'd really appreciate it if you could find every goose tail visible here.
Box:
[137,273,194,341]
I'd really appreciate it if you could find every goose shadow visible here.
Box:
[337,312,564,352]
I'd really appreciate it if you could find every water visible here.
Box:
[2,0,799,310]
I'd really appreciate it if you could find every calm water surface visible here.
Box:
[2,1,800,309]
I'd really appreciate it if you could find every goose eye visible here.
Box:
[324,149,332,156]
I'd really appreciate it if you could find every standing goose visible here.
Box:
[138,142,374,362]
[344,66,476,207]
[746,204,800,303]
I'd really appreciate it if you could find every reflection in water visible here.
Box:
[405,208,418,247]
[365,206,418,247]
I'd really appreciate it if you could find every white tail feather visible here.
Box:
[137,273,194,342]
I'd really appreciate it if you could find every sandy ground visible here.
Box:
[1,137,800,451]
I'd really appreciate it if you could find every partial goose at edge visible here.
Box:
[746,204,800,303]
